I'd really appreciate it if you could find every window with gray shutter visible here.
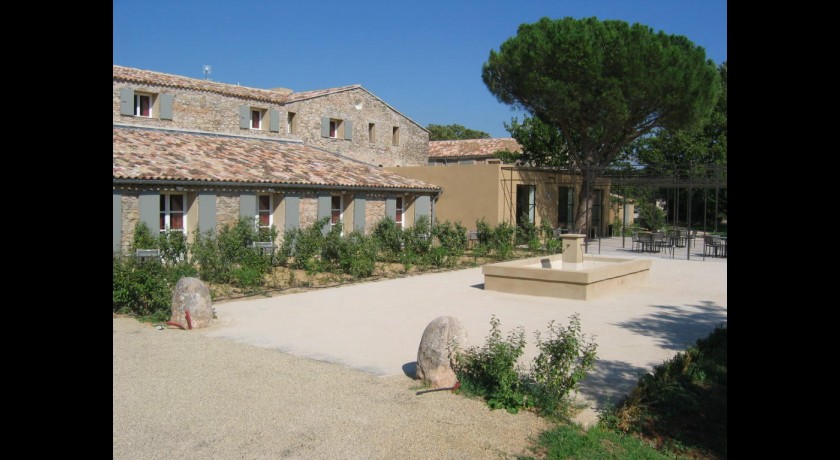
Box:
[240,105,250,129]
[138,191,160,237]
[120,88,134,116]
[321,117,330,138]
[317,192,331,235]
[269,109,280,132]
[385,196,396,220]
[344,120,353,140]
[159,94,173,120]
[353,194,366,233]
[285,194,300,230]
[414,195,431,221]
[240,193,256,220]
[198,192,217,232]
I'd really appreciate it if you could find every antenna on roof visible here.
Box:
[203,65,212,80]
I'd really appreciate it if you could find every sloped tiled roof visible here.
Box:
[428,138,522,159]
[113,126,441,191]
[284,85,363,103]
[113,65,290,104]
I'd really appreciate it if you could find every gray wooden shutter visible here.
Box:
[240,105,250,129]
[321,117,330,137]
[414,195,431,221]
[344,120,353,140]
[385,196,396,220]
[113,191,122,253]
[120,88,134,116]
[269,109,280,132]
[138,191,160,237]
[284,193,300,230]
[317,192,332,235]
[239,193,256,221]
[353,193,366,233]
[159,94,173,120]
[198,192,217,232]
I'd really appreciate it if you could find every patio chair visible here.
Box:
[654,232,675,258]
[703,235,724,257]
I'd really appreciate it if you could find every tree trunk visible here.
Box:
[573,175,595,235]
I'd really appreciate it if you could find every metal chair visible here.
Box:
[703,235,724,257]
[654,232,675,258]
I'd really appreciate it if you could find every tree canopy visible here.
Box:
[482,16,720,231]
[628,61,727,169]
[426,123,491,141]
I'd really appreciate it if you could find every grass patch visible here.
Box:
[524,424,671,459]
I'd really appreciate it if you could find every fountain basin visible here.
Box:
[482,253,651,300]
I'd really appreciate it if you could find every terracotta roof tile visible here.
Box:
[113,65,290,104]
[284,85,363,103]
[428,138,522,159]
[113,126,441,191]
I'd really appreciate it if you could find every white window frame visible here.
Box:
[257,194,273,230]
[395,196,404,229]
[330,195,343,234]
[160,193,186,235]
[134,93,153,118]
[329,119,341,138]
[251,109,263,130]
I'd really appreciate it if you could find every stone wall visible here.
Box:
[216,192,240,229]
[114,79,429,168]
[113,81,291,141]
[284,88,429,167]
[365,195,387,235]
[120,191,139,254]
[299,193,319,229]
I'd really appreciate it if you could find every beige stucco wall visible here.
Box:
[387,164,502,230]
[283,88,429,167]
[389,165,611,235]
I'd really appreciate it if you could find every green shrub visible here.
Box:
[431,220,467,267]
[454,315,529,413]
[540,220,562,254]
[372,217,402,261]
[404,215,432,258]
[337,231,378,278]
[131,222,158,251]
[189,219,275,287]
[528,314,598,418]
[639,203,666,232]
[491,222,516,259]
[516,213,540,251]
[281,218,329,273]
[475,218,493,247]
[454,315,599,417]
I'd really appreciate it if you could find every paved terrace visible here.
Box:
[205,236,727,425]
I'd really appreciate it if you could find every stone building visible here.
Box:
[113,65,438,253]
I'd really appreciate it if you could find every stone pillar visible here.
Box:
[559,234,586,270]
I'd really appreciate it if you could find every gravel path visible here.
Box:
[113,317,551,459]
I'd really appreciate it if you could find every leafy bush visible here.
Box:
[516,213,541,251]
[191,218,275,287]
[431,220,467,267]
[528,314,598,417]
[491,222,516,259]
[454,315,598,417]
[281,217,329,273]
[403,215,432,259]
[454,315,529,413]
[540,220,562,254]
[337,231,378,278]
[372,217,402,262]
[475,218,493,247]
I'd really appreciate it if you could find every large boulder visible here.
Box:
[416,316,468,389]
[170,277,213,329]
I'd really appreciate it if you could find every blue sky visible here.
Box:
[113,0,726,138]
